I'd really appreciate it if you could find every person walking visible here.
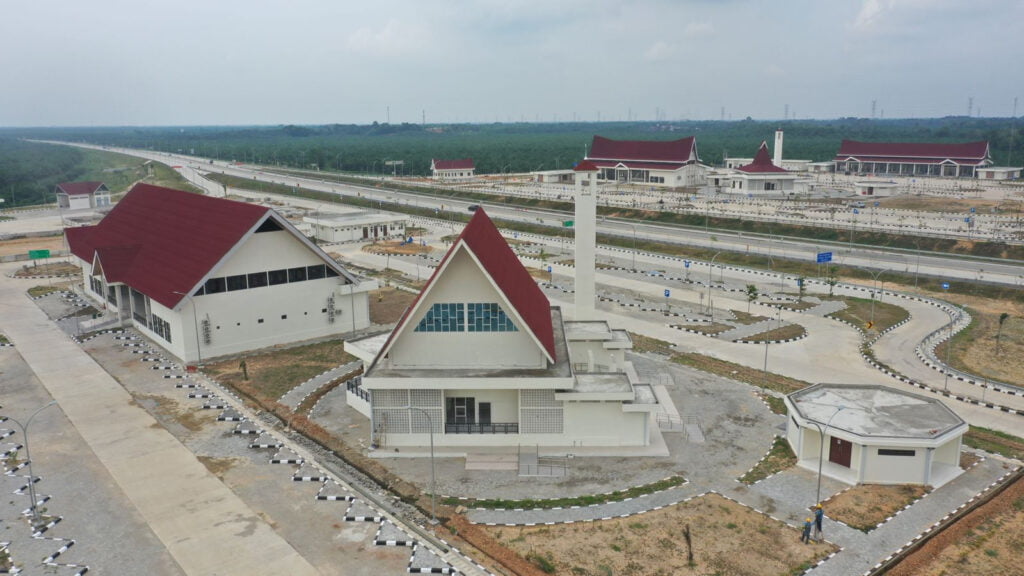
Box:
[801,517,813,544]
[813,504,825,541]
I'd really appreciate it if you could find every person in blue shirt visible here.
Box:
[814,504,825,541]
[801,517,813,544]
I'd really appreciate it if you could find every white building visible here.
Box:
[833,140,991,178]
[976,166,1022,180]
[585,135,706,188]
[785,384,967,488]
[853,180,899,197]
[66,183,377,365]
[719,141,800,194]
[347,161,660,450]
[431,158,476,180]
[56,181,111,210]
[304,208,408,244]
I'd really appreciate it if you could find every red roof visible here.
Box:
[432,158,475,170]
[588,136,698,163]
[737,142,788,174]
[834,140,990,164]
[376,208,555,364]
[65,184,270,309]
[573,160,600,172]
[586,160,686,171]
[56,182,107,196]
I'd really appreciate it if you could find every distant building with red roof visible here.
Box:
[833,140,991,177]
[346,207,658,449]
[431,158,476,180]
[55,181,111,210]
[584,135,706,187]
[715,142,800,194]
[66,183,376,364]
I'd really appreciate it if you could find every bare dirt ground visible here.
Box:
[877,196,1010,212]
[13,261,79,277]
[930,291,1024,387]
[824,484,929,532]
[363,240,432,256]
[0,235,63,257]
[203,339,351,400]
[886,473,1024,576]
[369,287,417,324]
[485,493,836,576]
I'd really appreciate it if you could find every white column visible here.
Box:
[573,167,598,320]
[773,130,784,167]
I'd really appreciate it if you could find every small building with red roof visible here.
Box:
[55,181,111,210]
[430,158,476,180]
[833,140,991,177]
[346,207,658,449]
[65,183,376,364]
[584,135,706,187]
[717,141,800,194]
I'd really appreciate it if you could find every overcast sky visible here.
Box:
[2,0,1021,127]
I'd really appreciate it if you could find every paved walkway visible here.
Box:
[0,264,321,576]
[279,360,361,411]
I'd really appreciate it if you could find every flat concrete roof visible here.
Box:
[303,211,406,228]
[571,373,633,394]
[564,320,613,341]
[788,384,965,440]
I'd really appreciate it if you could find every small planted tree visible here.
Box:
[826,266,838,297]
[745,284,759,312]
[997,312,1010,354]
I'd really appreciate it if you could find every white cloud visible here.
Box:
[347,20,428,57]
[683,21,714,38]
[643,41,675,62]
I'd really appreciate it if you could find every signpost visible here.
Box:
[28,249,50,260]
[664,289,671,315]
[547,265,553,283]
[683,259,690,282]
[816,252,832,277]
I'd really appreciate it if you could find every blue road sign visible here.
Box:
[970,207,976,213]
[874,201,880,207]
[942,282,950,290]
[664,289,671,298]
[964,217,971,223]
[816,252,833,263]
[853,209,860,215]
[421,240,426,246]
[513,232,519,239]
[796,278,804,287]
[684,260,690,268]
[547,265,552,273]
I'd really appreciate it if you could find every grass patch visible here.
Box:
[442,475,686,510]
[629,332,676,356]
[761,394,787,415]
[0,334,9,345]
[827,296,910,333]
[671,352,812,395]
[933,302,1024,388]
[732,310,770,325]
[203,339,356,402]
[741,323,807,342]
[824,484,929,532]
[739,437,797,484]
[964,426,1024,461]
[27,285,62,297]
[14,262,79,277]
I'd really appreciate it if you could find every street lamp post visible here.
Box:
[630,224,638,271]
[402,406,437,524]
[172,290,202,366]
[812,406,845,505]
[8,400,58,524]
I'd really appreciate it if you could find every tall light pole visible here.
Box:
[812,405,845,505]
[630,224,638,271]
[707,252,721,320]
[8,400,58,524]
[172,290,202,366]
[401,406,437,524]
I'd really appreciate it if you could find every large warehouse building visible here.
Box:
[66,184,377,364]
[833,140,991,177]
[584,135,706,187]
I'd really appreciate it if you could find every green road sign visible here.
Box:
[563,220,574,227]
[28,249,51,260]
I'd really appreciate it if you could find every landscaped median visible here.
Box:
[443,476,687,510]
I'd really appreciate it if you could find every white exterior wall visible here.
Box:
[933,437,960,466]
[67,195,92,210]
[567,341,620,372]
[862,447,928,485]
[444,389,519,423]
[563,402,646,446]
[389,249,545,369]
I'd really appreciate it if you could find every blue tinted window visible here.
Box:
[467,303,517,332]
[414,303,464,332]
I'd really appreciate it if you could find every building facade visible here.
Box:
[431,158,476,180]
[66,184,376,364]
[56,181,111,210]
[716,142,799,194]
[584,135,706,188]
[833,140,991,177]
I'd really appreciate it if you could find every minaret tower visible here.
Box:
[572,160,600,320]
[773,129,784,168]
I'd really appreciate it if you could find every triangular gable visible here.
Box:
[177,211,359,309]
[371,208,555,369]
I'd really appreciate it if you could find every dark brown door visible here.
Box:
[828,437,853,468]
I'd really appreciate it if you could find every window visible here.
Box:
[151,314,171,343]
[878,448,916,457]
[288,266,307,283]
[281,314,287,320]
[226,274,247,291]
[306,264,326,280]
[414,303,464,332]
[248,271,268,288]
[325,267,339,277]
[468,303,517,332]
[204,277,226,294]
[268,269,288,285]
[255,219,283,233]
[258,318,264,324]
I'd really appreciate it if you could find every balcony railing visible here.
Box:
[445,422,519,434]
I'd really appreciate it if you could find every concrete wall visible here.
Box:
[389,247,545,369]
[563,401,646,446]
[862,446,927,485]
